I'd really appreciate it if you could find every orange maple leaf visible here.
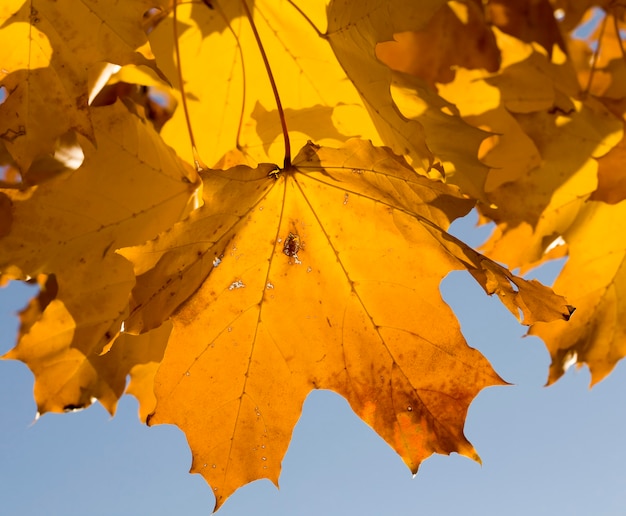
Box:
[119,139,571,509]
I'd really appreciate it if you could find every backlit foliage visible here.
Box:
[1,0,624,510]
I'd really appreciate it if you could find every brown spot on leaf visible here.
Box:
[283,232,301,257]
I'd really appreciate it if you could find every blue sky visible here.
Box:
[2,211,626,515]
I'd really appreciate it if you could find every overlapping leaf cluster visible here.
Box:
[0,0,623,510]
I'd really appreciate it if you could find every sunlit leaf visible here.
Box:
[531,199,626,385]
[120,139,570,508]
[0,0,166,172]
[1,101,198,414]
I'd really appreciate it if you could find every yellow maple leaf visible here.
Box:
[434,29,623,270]
[531,199,626,385]
[0,0,166,172]
[4,287,171,416]
[417,3,626,390]
[120,139,571,509]
[137,0,379,167]
[0,101,198,414]
[480,97,622,270]
[325,0,444,171]
[337,0,498,199]
[112,0,496,205]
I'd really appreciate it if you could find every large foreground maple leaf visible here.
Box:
[118,139,571,508]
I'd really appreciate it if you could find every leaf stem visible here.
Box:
[613,14,626,61]
[173,0,207,171]
[286,0,323,37]
[240,0,291,168]
[583,13,607,97]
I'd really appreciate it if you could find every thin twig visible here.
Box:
[613,14,626,61]
[286,0,323,37]
[584,13,608,97]
[240,0,291,168]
